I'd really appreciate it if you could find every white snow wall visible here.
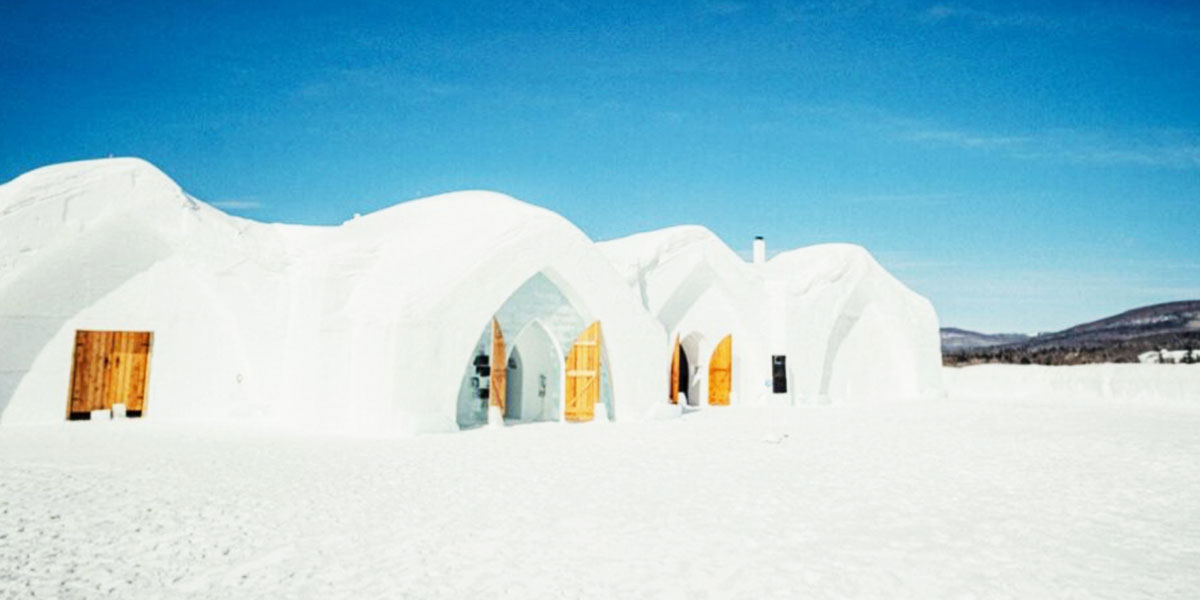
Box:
[0,160,285,423]
[602,228,773,406]
[1,157,941,430]
[0,160,668,433]
[601,230,944,406]
[334,195,666,433]
[766,244,944,403]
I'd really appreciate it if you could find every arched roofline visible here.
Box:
[657,256,755,341]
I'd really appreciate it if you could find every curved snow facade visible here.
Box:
[0,159,280,424]
[1,158,941,432]
[600,228,944,406]
[599,227,772,407]
[0,159,667,432]
[281,190,668,433]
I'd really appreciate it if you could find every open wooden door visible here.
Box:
[67,330,153,419]
[669,335,680,404]
[564,321,602,422]
[490,317,506,414]
[708,334,732,406]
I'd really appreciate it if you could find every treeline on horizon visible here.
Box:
[943,332,1200,366]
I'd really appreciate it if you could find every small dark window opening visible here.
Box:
[677,346,690,393]
[771,355,788,393]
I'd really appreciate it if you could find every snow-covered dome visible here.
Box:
[1,156,941,433]
[0,159,308,423]
[766,243,944,403]
[0,158,666,433]
[601,229,943,405]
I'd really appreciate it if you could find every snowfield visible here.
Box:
[3,365,1200,598]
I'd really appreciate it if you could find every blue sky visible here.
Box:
[2,0,1198,333]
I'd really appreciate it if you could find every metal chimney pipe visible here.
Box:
[753,236,766,264]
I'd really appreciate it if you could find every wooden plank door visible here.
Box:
[68,330,107,416]
[669,335,680,404]
[490,317,506,414]
[67,330,152,419]
[120,332,152,415]
[708,334,732,406]
[564,321,602,422]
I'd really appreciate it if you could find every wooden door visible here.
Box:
[67,330,153,418]
[708,334,732,406]
[669,335,680,404]
[564,321,602,422]
[490,317,506,413]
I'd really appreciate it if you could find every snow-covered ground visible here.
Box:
[3,365,1199,598]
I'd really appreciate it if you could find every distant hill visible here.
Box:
[940,327,1030,351]
[943,300,1200,366]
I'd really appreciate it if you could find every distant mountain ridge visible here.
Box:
[940,328,1030,351]
[943,300,1200,365]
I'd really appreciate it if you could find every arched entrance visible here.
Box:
[455,272,611,430]
[504,319,563,423]
[679,332,706,407]
[668,335,692,405]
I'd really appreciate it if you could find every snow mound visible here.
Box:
[945,363,1200,407]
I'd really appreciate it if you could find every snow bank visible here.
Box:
[944,363,1200,407]
[1139,349,1200,364]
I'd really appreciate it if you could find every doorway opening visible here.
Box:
[455,272,612,429]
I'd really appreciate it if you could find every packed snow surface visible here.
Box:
[3,365,1198,598]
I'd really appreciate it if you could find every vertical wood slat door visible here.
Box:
[708,334,732,406]
[490,317,506,413]
[123,332,152,414]
[67,330,152,418]
[669,335,680,404]
[564,321,602,422]
[68,331,105,415]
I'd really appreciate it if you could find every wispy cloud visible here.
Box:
[697,1,747,17]
[773,1,881,23]
[764,103,1200,170]
[295,68,468,103]
[839,192,961,207]
[1010,132,1200,170]
[899,123,1200,170]
[920,3,1200,38]
[903,129,1030,149]
[921,4,1053,29]
[210,198,263,210]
